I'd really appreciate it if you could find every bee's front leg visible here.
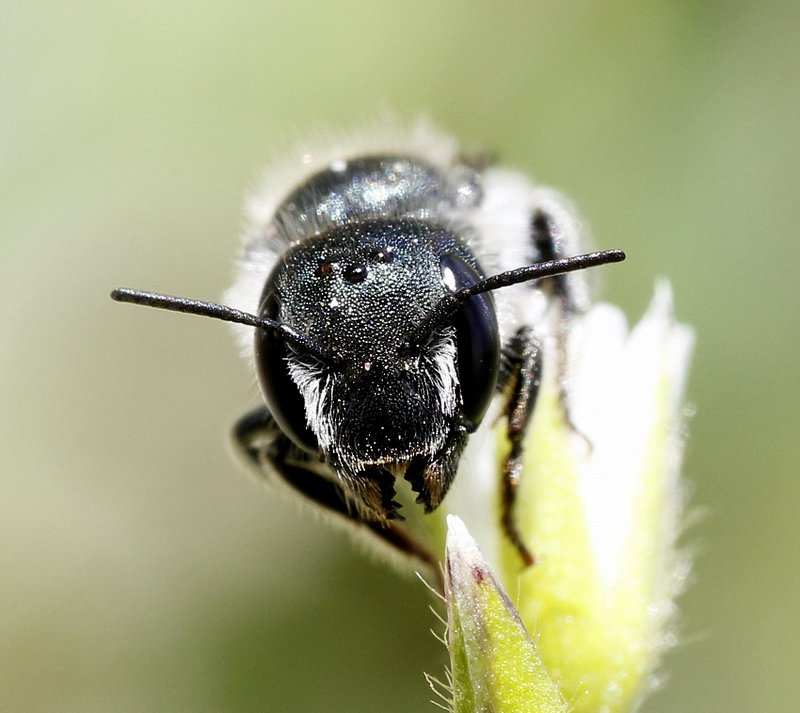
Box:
[499,209,592,567]
[500,327,542,568]
[233,407,441,583]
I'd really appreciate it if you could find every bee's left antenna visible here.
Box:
[110,288,333,365]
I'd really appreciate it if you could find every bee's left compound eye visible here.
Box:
[439,255,501,426]
[253,291,319,454]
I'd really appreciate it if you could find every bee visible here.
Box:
[112,119,624,572]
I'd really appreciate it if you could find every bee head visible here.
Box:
[111,240,622,476]
[254,219,500,470]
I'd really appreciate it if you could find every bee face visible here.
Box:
[254,217,499,475]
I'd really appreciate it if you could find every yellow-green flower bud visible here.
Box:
[441,282,693,713]
[445,515,566,713]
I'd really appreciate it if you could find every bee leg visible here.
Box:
[232,406,278,465]
[498,208,594,568]
[233,407,441,583]
[530,208,576,310]
[501,327,542,568]
[530,209,592,450]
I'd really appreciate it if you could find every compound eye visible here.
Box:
[253,290,319,454]
[440,254,500,425]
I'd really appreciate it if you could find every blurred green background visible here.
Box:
[2,2,798,711]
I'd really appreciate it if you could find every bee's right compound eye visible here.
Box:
[254,292,319,454]
[439,255,501,426]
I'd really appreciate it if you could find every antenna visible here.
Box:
[112,248,624,365]
[408,249,626,347]
[110,288,333,364]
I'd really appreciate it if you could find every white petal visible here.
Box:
[569,282,694,589]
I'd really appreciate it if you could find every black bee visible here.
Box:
[112,120,623,571]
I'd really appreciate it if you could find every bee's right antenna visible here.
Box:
[408,249,626,348]
[110,288,334,365]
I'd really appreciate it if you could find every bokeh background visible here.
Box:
[2,2,798,711]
